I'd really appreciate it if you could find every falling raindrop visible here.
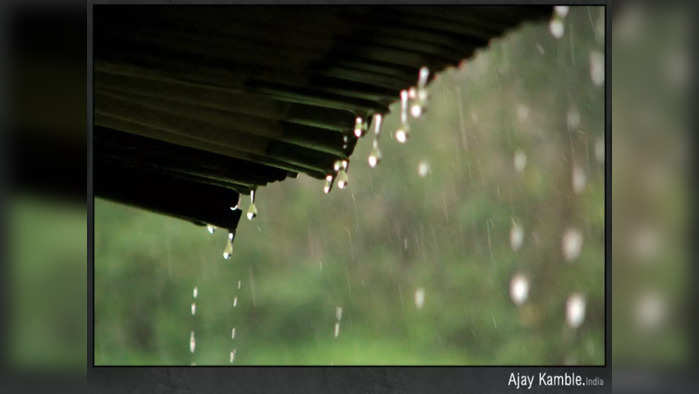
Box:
[417,160,430,177]
[191,302,197,316]
[368,140,382,168]
[567,107,581,130]
[337,170,349,189]
[509,274,529,305]
[410,67,430,119]
[589,51,605,86]
[206,224,215,234]
[354,117,365,138]
[189,331,196,353]
[566,293,586,328]
[550,17,565,39]
[372,114,383,136]
[396,90,411,142]
[223,232,235,260]
[562,228,584,261]
[233,296,238,307]
[631,225,660,262]
[246,190,258,221]
[510,220,524,251]
[414,287,425,309]
[516,104,530,122]
[323,174,334,194]
[536,42,545,55]
[333,322,341,338]
[229,349,237,363]
[367,114,383,168]
[635,291,665,331]
[554,6,569,17]
[237,280,242,290]
[193,286,198,299]
[231,328,236,339]
[418,66,429,89]
[336,306,343,321]
[410,103,422,118]
[513,149,527,173]
[395,128,409,144]
[594,137,605,163]
[572,165,587,194]
[336,159,349,189]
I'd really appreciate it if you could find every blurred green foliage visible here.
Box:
[95,7,604,365]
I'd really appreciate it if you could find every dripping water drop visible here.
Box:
[246,190,258,221]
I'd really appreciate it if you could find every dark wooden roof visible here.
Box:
[94,5,552,231]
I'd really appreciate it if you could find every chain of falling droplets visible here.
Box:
[230,278,242,363]
[189,285,198,365]
[368,113,383,168]
[321,67,430,191]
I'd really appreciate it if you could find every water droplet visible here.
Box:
[237,280,242,290]
[372,114,383,136]
[233,296,238,307]
[206,224,215,234]
[229,349,237,363]
[191,302,196,316]
[418,66,430,89]
[417,160,430,177]
[635,291,665,331]
[562,228,583,261]
[412,67,429,118]
[513,149,527,173]
[368,139,382,168]
[189,331,196,353]
[223,234,234,260]
[550,17,565,39]
[589,51,605,86]
[410,104,423,118]
[396,90,411,141]
[193,286,198,299]
[567,107,581,130]
[333,322,341,338]
[566,293,586,328]
[246,190,257,221]
[572,165,587,194]
[554,6,569,17]
[510,220,524,251]
[336,169,349,189]
[335,306,343,321]
[231,328,236,339]
[414,287,425,309]
[354,117,365,138]
[631,225,660,262]
[536,42,545,55]
[395,128,409,143]
[323,174,334,194]
[516,104,530,122]
[510,274,529,305]
[594,137,605,163]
